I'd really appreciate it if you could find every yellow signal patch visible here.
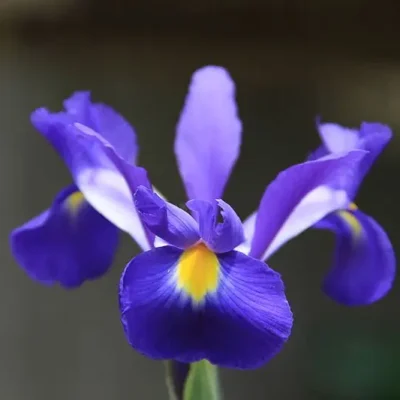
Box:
[177,243,220,303]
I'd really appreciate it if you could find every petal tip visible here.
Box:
[191,66,235,94]
[30,107,51,124]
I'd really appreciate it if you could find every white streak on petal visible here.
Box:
[154,236,169,248]
[263,186,348,260]
[237,186,349,260]
[77,168,150,251]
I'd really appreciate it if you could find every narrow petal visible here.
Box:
[309,120,392,183]
[317,120,392,164]
[134,186,200,249]
[188,199,244,253]
[10,185,119,288]
[32,110,152,250]
[119,245,292,369]
[318,122,360,154]
[316,209,395,305]
[249,151,367,260]
[175,66,242,201]
[356,122,392,178]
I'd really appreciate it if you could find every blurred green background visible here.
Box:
[0,1,399,399]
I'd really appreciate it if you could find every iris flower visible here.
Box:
[11,66,368,368]
[308,121,395,305]
[241,120,395,307]
[10,92,139,287]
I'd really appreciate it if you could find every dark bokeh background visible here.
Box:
[1,1,399,399]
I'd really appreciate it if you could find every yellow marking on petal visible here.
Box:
[348,202,358,211]
[66,191,85,217]
[338,210,362,239]
[177,243,220,303]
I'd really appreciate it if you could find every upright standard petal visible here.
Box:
[249,151,367,260]
[317,122,360,154]
[315,208,395,306]
[47,91,138,162]
[10,185,118,288]
[310,120,392,184]
[31,110,153,250]
[356,122,393,179]
[119,245,292,369]
[175,66,242,201]
[134,186,200,249]
[188,199,244,253]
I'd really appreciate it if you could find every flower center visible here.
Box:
[176,243,220,303]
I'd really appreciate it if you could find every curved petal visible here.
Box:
[309,121,392,186]
[175,66,242,201]
[249,151,367,260]
[49,91,137,162]
[316,120,392,165]
[187,199,244,253]
[318,122,360,154]
[134,186,200,249]
[119,245,292,369]
[316,209,395,306]
[10,185,119,288]
[186,199,216,242]
[357,122,393,179]
[31,110,153,250]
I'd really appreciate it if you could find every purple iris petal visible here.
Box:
[10,185,118,288]
[249,151,367,260]
[315,209,395,306]
[175,66,242,201]
[317,121,360,154]
[41,91,138,162]
[356,122,392,178]
[119,246,292,369]
[309,120,392,197]
[187,199,244,253]
[315,120,392,163]
[134,186,200,249]
[31,110,153,250]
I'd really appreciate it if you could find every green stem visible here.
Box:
[165,360,221,400]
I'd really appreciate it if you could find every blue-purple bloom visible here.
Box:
[309,121,395,306]
[241,120,395,307]
[10,66,370,368]
[10,92,140,287]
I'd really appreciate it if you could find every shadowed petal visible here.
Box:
[188,199,244,253]
[134,186,199,249]
[119,245,292,369]
[249,151,367,260]
[31,110,153,250]
[175,66,242,201]
[10,185,119,288]
[316,209,395,305]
